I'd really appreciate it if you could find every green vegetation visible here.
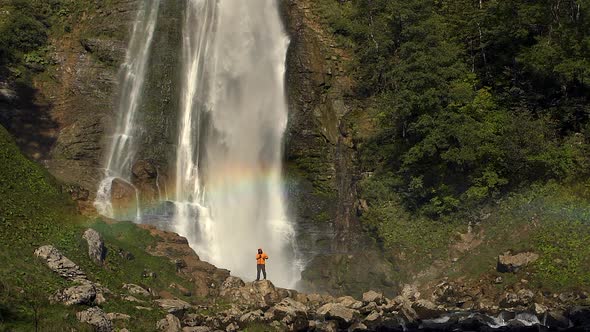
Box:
[312,0,590,291]
[0,125,195,331]
[316,0,590,216]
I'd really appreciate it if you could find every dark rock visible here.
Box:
[76,307,113,332]
[83,228,106,264]
[132,159,158,179]
[80,37,126,65]
[545,310,570,329]
[497,251,539,273]
[411,299,445,319]
[569,306,590,326]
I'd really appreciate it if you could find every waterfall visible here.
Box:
[173,0,301,288]
[94,1,161,219]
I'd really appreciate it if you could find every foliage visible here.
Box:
[316,0,590,217]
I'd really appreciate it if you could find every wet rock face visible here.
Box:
[282,0,359,253]
[111,178,138,217]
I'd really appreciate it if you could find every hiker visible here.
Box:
[255,248,269,281]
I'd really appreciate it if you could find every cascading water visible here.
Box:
[94,1,161,219]
[173,0,301,288]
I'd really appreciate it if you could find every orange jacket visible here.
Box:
[256,253,269,264]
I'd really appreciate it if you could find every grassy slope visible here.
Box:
[0,125,198,331]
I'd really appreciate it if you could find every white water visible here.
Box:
[173,0,301,288]
[94,0,160,219]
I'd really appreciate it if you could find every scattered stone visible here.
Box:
[182,327,211,332]
[123,283,151,297]
[317,303,358,328]
[76,307,113,332]
[336,296,363,309]
[494,276,503,284]
[83,228,106,264]
[497,251,539,273]
[157,314,181,332]
[530,303,548,315]
[135,306,153,311]
[51,284,96,306]
[106,312,131,321]
[96,292,107,305]
[123,295,145,303]
[239,309,264,323]
[155,298,192,314]
[362,290,384,305]
[117,248,135,260]
[225,322,239,332]
[266,297,308,330]
[34,245,87,282]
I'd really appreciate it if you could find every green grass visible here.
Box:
[0,126,198,331]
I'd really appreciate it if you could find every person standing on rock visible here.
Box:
[255,248,269,281]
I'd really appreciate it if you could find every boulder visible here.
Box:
[317,303,359,328]
[497,251,539,273]
[157,314,182,332]
[34,245,87,282]
[545,310,570,329]
[336,296,363,309]
[239,309,264,324]
[76,307,113,332]
[219,276,245,295]
[52,284,96,306]
[569,306,590,326]
[362,290,384,305]
[123,283,151,297]
[83,228,106,264]
[530,303,548,315]
[106,312,131,321]
[266,298,308,331]
[411,299,445,320]
[155,298,192,314]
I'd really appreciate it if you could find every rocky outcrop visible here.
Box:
[123,283,152,297]
[497,251,539,273]
[34,245,87,282]
[83,228,106,264]
[76,307,113,332]
[157,314,182,332]
[140,225,230,298]
[51,284,97,306]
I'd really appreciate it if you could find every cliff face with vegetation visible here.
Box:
[1,0,590,312]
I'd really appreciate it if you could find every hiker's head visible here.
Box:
[258,248,263,254]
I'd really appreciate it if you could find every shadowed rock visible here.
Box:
[83,228,106,264]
